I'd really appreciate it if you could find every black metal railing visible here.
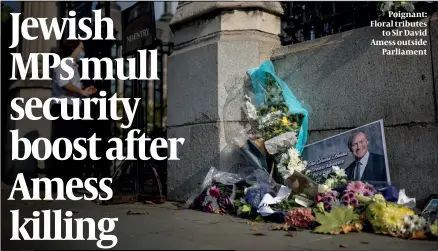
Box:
[281,1,438,46]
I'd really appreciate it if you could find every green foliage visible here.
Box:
[254,75,303,140]
[2,4,13,23]
[255,215,263,222]
[241,204,252,213]
[271,199,300,211]
[314,207,362,235]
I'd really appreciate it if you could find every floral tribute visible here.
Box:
[187,61,438,243]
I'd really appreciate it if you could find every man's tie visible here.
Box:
[354,161,362,180]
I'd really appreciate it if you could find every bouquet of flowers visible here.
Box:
[430,220,438,237]
[277,148,307,181]
[317,190,341,212]
[195,184,236,214]
[285,208,315,228]
[341,181,375,207]
[359,194,426,238]
[244,75,303,141]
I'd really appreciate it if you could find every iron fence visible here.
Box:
[281,1,438,45]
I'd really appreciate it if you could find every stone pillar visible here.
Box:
[166,2,284,201]
[5,2,59,183]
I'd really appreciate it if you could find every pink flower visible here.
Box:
[316,194,323,203]
[364,184,374,192]
[347,181,366,193]
[285,208,315,228]
[209,187,220,198]
[205,203,213,213]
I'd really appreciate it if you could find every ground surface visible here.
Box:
[2,185,438,250]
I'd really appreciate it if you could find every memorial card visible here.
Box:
[302,120,391,188]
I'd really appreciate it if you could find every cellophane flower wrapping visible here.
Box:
[184,167,245,213]
[242,61,311,189]
[246,61,309,154]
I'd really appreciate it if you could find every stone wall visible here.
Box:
[166,2,284,201]
[271,13,438,204]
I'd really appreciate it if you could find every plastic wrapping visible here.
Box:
[184,164,289,216]
[247,61,309,155]
[397,189,416,209]
[183,167,244,210]
[264,132,298,155]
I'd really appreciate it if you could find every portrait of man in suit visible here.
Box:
[345,131,388,184]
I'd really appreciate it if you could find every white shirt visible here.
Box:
[52,59,83,105]
[354,151,370,180]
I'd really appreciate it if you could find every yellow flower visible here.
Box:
[431,220,438,236]
[369,202,386,216]
[282,116,291,126]
[383,211,403,232]
[399,207,414,216]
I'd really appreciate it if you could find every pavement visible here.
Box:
[1,185,438,250]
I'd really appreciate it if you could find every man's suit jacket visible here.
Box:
[345,152,388,184]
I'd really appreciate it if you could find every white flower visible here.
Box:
[325,178,335,188]
[332,166,347,177]
[245,101,258,120]
[403,215,426,232]
[277,147,307,180]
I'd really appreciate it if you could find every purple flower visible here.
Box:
[326,204,332,212]
[364,184,374,192]
[363,190,372,197]
[330,191,339,197]
[324,196,333,203]
[351,198,359,206]
[342,194,350,202]
[323,202,331,210]
[343,200,350,206]
[348,192,355,199]
[218,195,232,210]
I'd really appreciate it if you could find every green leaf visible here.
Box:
[313,207,361,235]
[255,215,263,222]
[242,204,252,213]
[234,200,243,207]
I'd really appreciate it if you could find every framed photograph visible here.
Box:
[302,120,391,188]
[422,199,438,214]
